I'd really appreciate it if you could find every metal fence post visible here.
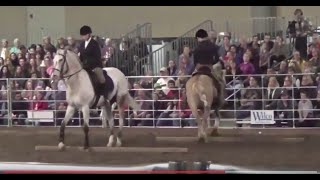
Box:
[7,78,12,127]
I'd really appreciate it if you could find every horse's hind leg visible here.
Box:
[81,105,91,150]
[201,107,211,143]
[211,108,220,136]
[58,105,75,151]
[105,101,115,147]
[115,95,127,147]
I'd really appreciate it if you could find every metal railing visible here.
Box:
[135,20,213,76]
[0,73,319,128]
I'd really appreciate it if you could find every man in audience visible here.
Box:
[10,38,21,54]
[1,39,9,60]
[12,92,28,125]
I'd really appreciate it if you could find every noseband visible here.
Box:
[53,53,83,80]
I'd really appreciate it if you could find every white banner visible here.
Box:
[250,110,275,125]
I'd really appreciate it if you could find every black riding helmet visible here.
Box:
[195,29,208,39]
[80,25,92,36]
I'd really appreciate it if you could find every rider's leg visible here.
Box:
[93,67,107,97]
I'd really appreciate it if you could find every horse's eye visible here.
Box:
[59,59,63,62]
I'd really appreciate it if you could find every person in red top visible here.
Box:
[32,91,48,110]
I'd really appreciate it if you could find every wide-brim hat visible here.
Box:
[80,25,92,36]
[195,29,208,38]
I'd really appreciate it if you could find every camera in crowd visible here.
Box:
[287,20,297,37]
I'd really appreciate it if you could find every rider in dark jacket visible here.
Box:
[79,25,107,99]
[193,29,226,107]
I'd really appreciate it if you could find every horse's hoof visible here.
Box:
[210,129,219,137]
[58,142,65,151]
[197,137,205,143]
[116,139,122,147]
[107,142,113,147]
[83,147,90,152]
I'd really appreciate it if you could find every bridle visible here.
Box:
[53,53,83,80]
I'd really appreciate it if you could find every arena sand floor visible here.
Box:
[0,127,319,171]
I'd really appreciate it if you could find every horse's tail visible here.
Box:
[126,93,141,111]
[192,80,209,108]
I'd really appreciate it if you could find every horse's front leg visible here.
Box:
[58,105,75,151]
[82,105,90,150]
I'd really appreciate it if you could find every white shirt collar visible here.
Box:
[85,37,92,48]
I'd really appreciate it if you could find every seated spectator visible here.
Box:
[171,89,194,127]
[264,68,276,87]
[179,46,194,75]
[0,65,11,89]
[35,44,45,59]
[282,75,300,102]
[269,36,289,67]
[66,36,79,54]
[275,89,295,127]
[12,92,28,125]
[155,67,174,95]
[167,60,178,76]
[130,89,153,126]
[239,53,255,75]
[218,36,231,60]
[175,68,188,89]
[259,41,273,73]
[56,37,66,50]
[152,86,167,119]
[247,35,260,50]
[277,61,288,86]
[32,91,48,110]
[288,60,302,75]
[265,76,281,110]
[223,51,236,69]
[19,58,30,78]
[314,90,320,119]
[225,60,242,84]
[288,51,306,70]
[132,82,142,98]
[140,70,154,90]
[19,45,27,56]
[236,76,262,126]
[0,91,8,125]
[9,52,19,67]
[10,38,21,54]
[166,80,178,99]
[299,75,317,106]
[297,91,316,127]
[308,48,320,74]
[43,36,56,55]
[287,66,301,87]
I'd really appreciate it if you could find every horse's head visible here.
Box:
[51,49,68,80]
[51,49,82,83]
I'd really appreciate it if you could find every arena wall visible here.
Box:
[64,6,251,38]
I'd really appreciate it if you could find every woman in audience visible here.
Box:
[167,60,178,77]
[259,41,273,74]
[308,48,320,74]
[298,91,315,127]
[9,53,19,67]
[282,75,300,102]
[36,44,45,59]
[236,76,262,127]
[175,68,188,89]
[299,75,317,106]
[218,36,231,60]
[225,60,242,102]
[130,89,152,126]
[32,91,48,111]
[288,51,306,70]
[178,46,194,75]
[0,66,11,89]
[277,60,288,86]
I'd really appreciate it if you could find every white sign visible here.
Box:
[250,110,275,125]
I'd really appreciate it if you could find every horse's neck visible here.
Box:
[65,70,88,92]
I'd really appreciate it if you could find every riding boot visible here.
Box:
[101,82,109,101]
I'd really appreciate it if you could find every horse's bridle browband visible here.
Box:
[53,53,83,80]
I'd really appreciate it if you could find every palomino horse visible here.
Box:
[51,49,140,150]
[186,63,224,143]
